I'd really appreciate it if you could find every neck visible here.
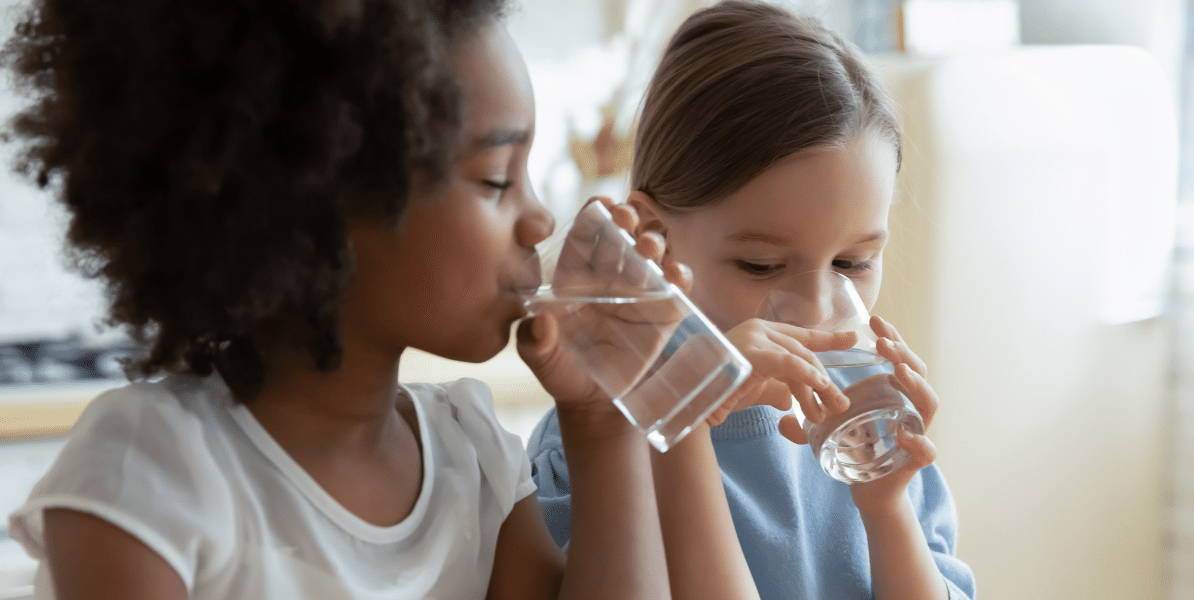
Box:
[248,336,407,447]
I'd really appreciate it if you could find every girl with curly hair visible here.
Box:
[4,1,765,598]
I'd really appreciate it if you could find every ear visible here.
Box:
[627,190,668,238]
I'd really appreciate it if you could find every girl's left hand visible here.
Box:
[848,315,941,516]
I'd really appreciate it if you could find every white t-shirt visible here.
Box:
[8,375,536,599]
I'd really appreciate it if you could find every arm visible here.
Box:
[42,508,188,600]
[487,497,564,600]
[650,425,758,600]
[487,409,668,600]
[850,316,953,600]
[858,497,949,600]
[557,409,669,598]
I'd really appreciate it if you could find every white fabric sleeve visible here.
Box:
[442,378,537,513]
[7,382,236,592]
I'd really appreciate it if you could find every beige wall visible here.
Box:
[874,47,1177,599]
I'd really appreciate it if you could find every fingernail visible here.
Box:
[517,318,537,344]
[529,316,544,342]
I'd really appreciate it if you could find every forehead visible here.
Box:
[451,25,535,140]
[692,132,897,247]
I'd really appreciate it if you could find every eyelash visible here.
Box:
[733,259,875,277]
[483,180,512,194]
[832,259,875,273]
[734,261,783,277]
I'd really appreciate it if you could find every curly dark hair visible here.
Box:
[4,0,507,397]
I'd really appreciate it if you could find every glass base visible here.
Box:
[816,406,924,484]
[625,357,748,452]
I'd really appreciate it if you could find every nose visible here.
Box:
[765,272,833,328]
[516,185,554,248]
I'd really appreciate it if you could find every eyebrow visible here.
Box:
[853,230,889,244]
[468,128,531,152]
[725,229,889,246]
[725,230,792,246]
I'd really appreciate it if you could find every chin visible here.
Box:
[447,323,511,363]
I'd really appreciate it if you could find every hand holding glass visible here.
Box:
[760,271,923,483]
[521,202,750,452]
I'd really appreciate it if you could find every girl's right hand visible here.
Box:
[705,319,856,444]
[516,197,693,418]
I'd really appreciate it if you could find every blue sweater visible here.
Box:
[527,405,976,599]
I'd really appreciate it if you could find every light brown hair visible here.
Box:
[633,0,901,210]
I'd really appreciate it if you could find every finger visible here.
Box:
[760,330,852,414]
[515,312,560,364]
[585,195,616,212]
[778,413,808,445]
[621,231,663,289]
[768,352,847,419]
[897,429,937,471]
[662,259,693,292]
[821,384,851,417]
[590,221,630,280]
[763,327,830,380]
[766,321,856,352]
[869,314,895,339]
[608,202,640,234]
[876,337,928,377]
[634,230,666,264]
[794,385,824,423]
[893,362,938,427]
[749,349,833,397]
[554,202,609,283]
[871,315,909,346]
[764,386,794,411]
[708,379,766,426]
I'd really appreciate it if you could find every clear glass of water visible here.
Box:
[761,271,924,484]
[522,202,751,452]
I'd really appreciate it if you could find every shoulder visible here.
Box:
[406,377,500,434]
[8,375,236,591]
[71,376,212,444]
[406,378,536,511]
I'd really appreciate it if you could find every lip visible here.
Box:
[511,254,543,297]
[503,291,532,320]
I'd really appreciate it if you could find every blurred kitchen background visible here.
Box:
[1,0,1191,598]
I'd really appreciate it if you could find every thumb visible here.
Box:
[778,414,808,445]
[516,313,560,370]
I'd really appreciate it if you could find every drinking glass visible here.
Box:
[522,202,751,452]
[760,271,924,483]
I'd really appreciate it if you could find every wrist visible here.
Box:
[557,404,638,443]
[856,495,915,522]
[650,423,712,462]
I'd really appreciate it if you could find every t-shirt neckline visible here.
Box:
[223,380,436,544]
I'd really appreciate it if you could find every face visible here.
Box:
[638,131,897,332]
[341,23,551,363]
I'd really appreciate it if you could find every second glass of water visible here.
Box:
[761,271,924,484]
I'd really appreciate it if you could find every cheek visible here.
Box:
[687,263,767,331]
[857,270,883,311]
[665,229,762,330]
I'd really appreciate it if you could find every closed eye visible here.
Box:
[832,259,875,273]
[735,260,784,277]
